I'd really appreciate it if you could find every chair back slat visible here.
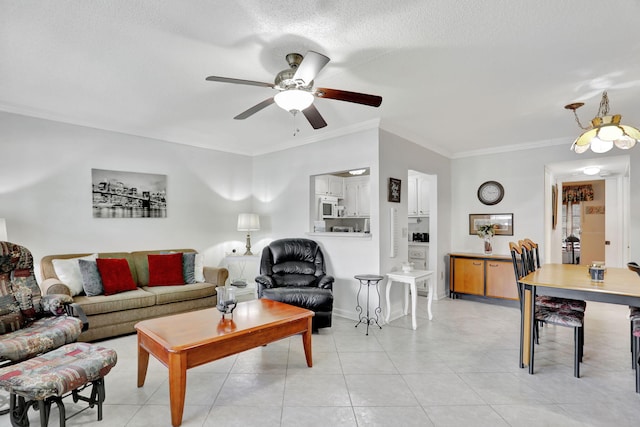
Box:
[509,241,526,302]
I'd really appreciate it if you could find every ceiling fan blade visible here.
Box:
[302,104,328,129]
[206,76,274,88]
[315,87,382,107]
[293,51,330,86]
[234,97,275,120]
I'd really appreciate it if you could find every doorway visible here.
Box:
[545,155,630,267]
[407,170,438,295]
[561,180,606,265]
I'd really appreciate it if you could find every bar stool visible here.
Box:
[354,275,384,335]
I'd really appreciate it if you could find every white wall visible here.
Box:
[0,112,253,276]
[5,109,639,322]
[252,127,380,320]
[378,130,452,304]
[451,144,640,263]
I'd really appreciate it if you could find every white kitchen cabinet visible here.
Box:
[343,177,370,217]
[418,177,430,216]
[408,176,418,216]
[408,174,430,217]
[315,175,344,197]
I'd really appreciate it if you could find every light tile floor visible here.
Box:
[2,297,640,426]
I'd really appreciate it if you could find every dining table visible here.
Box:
[519,263,640,374]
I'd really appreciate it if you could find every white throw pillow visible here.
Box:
[194,253,205,282]
[52,253,98,296]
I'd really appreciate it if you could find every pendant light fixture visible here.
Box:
[564,91,639,153]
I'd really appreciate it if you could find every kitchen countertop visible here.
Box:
[307,232,372,239]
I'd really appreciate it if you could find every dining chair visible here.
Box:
[627,262,640,380]
[509,241,585,377]
[521,239,587,314]
[632,315,640,392]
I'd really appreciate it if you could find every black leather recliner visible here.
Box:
[255,238,333,330]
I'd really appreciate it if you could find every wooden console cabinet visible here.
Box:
[449,253,518,300]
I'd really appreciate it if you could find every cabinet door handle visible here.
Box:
[472,262,482,266]
[488,263,499,267]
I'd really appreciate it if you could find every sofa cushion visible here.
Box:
[131,249,196,287]
[51,254,98,296]
[78,259,104,296]
[71,288,156,316]
[0,316,84,362]
[182,252,196,284]
[96,258,137,296]
[142,282,216,305]
[262,287,333,312]
[148,253,185,286]
[194,253,205,282]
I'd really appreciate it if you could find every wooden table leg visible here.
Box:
[168,352,187,427]
[302,316,313,367]
[137,334,150,388]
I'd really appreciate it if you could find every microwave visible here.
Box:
[319,196,339,218]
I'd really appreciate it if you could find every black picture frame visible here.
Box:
[388,178,401,203]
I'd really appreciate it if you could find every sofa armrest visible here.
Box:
[41,278,72,297]
[255,275,276,298]
[203,266,229,286]
[318,275,334,290]
[66,303,89,332]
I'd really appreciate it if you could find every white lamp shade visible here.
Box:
[570,105,640,153]
[0,218,7,241]
[237,213,260,231]
[590,137,613,153]
[274,90,314,112]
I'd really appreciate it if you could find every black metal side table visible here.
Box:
[354,274,384,335]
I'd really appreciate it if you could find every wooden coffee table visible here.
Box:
[135,299,314,427]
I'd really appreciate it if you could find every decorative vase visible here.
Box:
[216,286,237,320]
[483,236,493,255]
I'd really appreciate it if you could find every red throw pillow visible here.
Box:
[96,258,137,296]
[148,253,185,286]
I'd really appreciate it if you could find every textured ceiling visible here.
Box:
[2,1,640,157]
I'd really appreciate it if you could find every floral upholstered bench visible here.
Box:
[0,342,117,427]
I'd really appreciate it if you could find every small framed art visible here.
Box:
[388,178,401,203]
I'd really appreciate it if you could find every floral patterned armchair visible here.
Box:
[0,242,87,366]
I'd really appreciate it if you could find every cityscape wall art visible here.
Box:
[91,169,167,218]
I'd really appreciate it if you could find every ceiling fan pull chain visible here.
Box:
[292,111,300,136]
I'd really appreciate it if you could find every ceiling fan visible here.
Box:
[205,51,382,130]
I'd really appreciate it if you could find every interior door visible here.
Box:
[580,200,606,265]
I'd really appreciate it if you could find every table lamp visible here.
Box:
[237,213,260,255]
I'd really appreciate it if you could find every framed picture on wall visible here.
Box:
[91,168,167,219]
[388,178,401,203]
[468,213,513,236]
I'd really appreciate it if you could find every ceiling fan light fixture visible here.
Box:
[565,92,639,154]
[274,89,314,113]
[583,166,601,176]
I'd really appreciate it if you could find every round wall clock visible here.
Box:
[477,181,504,205]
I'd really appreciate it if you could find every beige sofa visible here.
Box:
[40,249,228,342]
